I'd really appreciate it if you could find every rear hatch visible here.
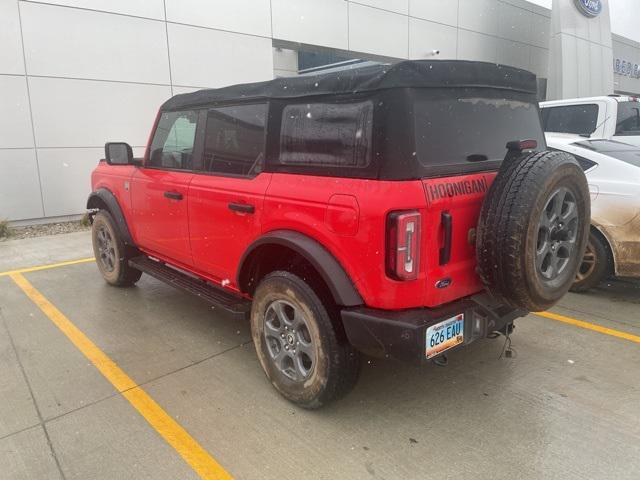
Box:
[410,90,545,307]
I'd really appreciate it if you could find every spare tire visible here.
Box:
[476,150,590,311]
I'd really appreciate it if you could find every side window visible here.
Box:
[203,104,267,176]
[148,110,198,170]
[279,101,373,167]
[573,155,598,171]
[615,102,640,136]
[541,104,599,135]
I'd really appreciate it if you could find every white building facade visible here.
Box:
[0,0,638,223]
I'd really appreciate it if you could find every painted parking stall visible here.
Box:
[1,249,639,478]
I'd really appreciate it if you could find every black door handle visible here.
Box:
[228,202,255,214]
[439,212,452,265]
[164,191,183,200]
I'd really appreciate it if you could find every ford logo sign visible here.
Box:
[574,0,602,17]
[435,278,452,289]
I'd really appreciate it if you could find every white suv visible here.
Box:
[540,96,640,146]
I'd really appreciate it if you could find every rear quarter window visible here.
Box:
[573,155,598,171]
[547,147,597,171]
[278,101,373,168]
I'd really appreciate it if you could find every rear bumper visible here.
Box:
[341,293,526,365]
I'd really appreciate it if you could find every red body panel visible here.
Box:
[421,172,497,306]
[130,168,194,266]
[189,173,272,284]
[91,161,136,229]
[262,174,426,309]
[91,162,496,311]
[261,172,494,309]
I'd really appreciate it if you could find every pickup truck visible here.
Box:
[540,95,640,146]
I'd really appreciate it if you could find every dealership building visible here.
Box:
[1,0,639,223]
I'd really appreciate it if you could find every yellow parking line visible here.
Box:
[536,310,640,345]
[9,272,233,480]
[0,257,95,277]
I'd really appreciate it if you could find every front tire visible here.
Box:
[251,271,360,409]
[570,232,611,292]
[91,210,142,287]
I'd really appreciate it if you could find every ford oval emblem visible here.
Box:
[574,0,602,17]
[435,278,452,289]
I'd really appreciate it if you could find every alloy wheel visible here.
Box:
[535,187,579,281]
[96,225,116,273]
[575,241,597,282]
[263,299,315,381]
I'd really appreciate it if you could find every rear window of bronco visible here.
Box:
[414,92,545,177]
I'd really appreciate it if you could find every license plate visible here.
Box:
[426,314,464,359]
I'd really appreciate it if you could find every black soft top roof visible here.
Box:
[161,60,537,111]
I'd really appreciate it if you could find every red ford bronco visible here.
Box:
[88,60,590,408]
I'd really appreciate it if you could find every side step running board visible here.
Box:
[129,256,251,320]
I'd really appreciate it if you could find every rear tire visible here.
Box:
[570,231,611,292]
[476,150,590,311]
[251,271,360,409]
[91,210,142,287]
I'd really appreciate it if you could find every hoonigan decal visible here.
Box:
[426,176,489,201]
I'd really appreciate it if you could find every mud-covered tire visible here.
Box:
[91,210,142,287]
[251,271,360,409]
[476,150,590,311]
[570,231,611,292]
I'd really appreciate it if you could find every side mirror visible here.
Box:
[105,142,133,165]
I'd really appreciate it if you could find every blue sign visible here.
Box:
[574,0,603,17]
[614,58,640,79]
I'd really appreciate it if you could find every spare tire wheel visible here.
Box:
[476,150,590,311]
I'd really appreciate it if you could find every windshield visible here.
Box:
[414,94,545,176]
[574,139,640,167]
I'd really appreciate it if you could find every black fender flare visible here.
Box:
[238,230,363,307]
[86,188,135,245]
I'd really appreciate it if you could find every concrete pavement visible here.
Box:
[0,232,639,479]
[0,231,92,272]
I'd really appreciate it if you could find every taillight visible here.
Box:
[386,210,421,281]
